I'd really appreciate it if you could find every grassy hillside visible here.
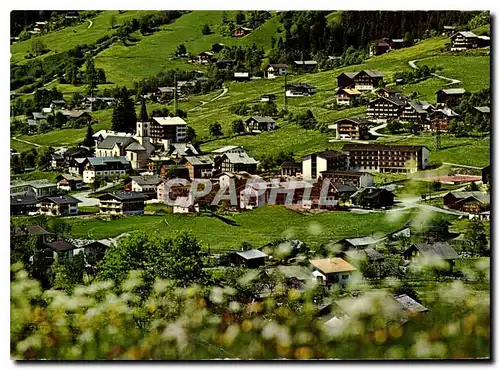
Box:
[94,11,283,86]
[11,19,490,167]
[418,55,490,92]
[10,11,156,64]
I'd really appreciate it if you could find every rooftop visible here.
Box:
[11,195,38,206]
[310,257,356,274]
[247,116,276,124]
[212,145,244,154]
[131,175,162,186]
[152,117,188,126]
[184,155,214,166]
[393,294,429,313]
[88,156,130,166]
[438,88,466,95]
[42,195,80,205]
[236,249,268,260]
[474,106,490,114]
[98,192,149,202]
[97,135,137,150]
[223,152,259,165]
[44,240,76,252]
[406,242,459,260]
[342,143,428,152]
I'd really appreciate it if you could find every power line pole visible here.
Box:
[435,120,441,150]
[283,72,287,111]
[174,73,178,114]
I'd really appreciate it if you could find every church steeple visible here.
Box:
[138,97,149,122]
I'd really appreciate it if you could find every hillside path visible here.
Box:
[369,122,388,137]
[408,59,461,85]
[87,20,93,29]
[12,136,41,148]
[188,86,228,112]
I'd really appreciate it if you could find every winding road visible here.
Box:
[87,20,93,29]
[188,86,228,112]
[369,122,388,137]
[408,59,461,86]
[12,136,41,148]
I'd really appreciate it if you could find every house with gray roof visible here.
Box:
[337,236,384,251]
[211,145,247,157]
[38,195,80,216]
[436,88,466,105]
[130,175,162,195]
[474,106,490,115]
[83,156,131,183]
[215,152,259,174]
[183,155,214,179]
[10,179,58,199]
[393,294,429,314]
[244,116,277,133]
[403,242,459,272]
[443,191,490,213]
[400,101,428,124]
[11,195,38,215]
[97,192,148,215]
[450,31,480,51]
[231,249,268,268]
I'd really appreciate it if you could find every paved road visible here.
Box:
[408,59,461,85]
[442,162,483,170]
[385,186,469,216]
[73,181,119,206]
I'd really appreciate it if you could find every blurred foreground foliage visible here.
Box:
[11,261,490,360]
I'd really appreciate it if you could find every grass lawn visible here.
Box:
[10,11,157,64]
[95,11,283,86]
[416,54,490,93]
[11,170,61,182]
[10,139,37,152]
[66,206,415,250]
[394,179,465,198]
[377,134,490,167]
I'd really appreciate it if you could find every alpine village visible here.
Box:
[10,10,491,360]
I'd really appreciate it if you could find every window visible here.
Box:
[341,274,349,279]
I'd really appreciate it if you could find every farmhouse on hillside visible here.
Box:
[427,108,459,131]
[244,116,277,133]
[310,258,356,286]
[335,117,371,140]
[436,88,466,105]
[350,187,395,209]
[231,249,268,268]
[266,63,288,78]
[402,242,459,273]
[443,191,490,213]
[215,152,259,174]
[335,88,362,106]
[285,83,317,97]
[130,175,163,198]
